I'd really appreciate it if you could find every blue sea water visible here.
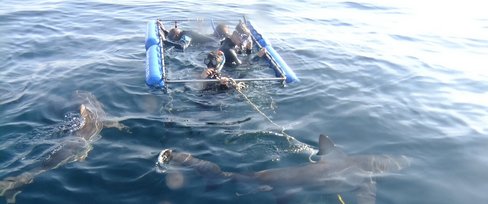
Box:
[1,0,488,203]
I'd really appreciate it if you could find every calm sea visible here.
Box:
[1,0,487,203]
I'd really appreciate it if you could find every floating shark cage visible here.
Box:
[144,16,299,89]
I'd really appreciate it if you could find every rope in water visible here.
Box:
[211,74,286,134]
[222,76,346,204]
[156,17,346,203]
[228,79,284,131]
[338,194,346,204]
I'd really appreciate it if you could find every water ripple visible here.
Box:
[1,0,487,204]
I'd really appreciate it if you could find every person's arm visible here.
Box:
[228,49,241,66]
[186,31,217,44]
[201,68,229,86]
[244,38,253,55]
[178,34,192,49]
[251,48,266,62]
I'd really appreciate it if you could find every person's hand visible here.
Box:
[201,68,217,78]
[257,48,266,57]
[245,41,252,50]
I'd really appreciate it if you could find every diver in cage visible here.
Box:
[201,21,267,81]
[161,21,218,50]
[200,48,266,90]
[215,20,266,67]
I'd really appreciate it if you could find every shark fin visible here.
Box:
[1,172,39,203]
[317,134,335,155]
[103,120,129,132]
[356,179,377,204]
[5,189,21,204]
[258,185,273,192]
[79,104,86,115]
[204,175,234,192]
[235,185,273,197]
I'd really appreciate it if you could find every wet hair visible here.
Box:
[235,21,250,36]
[168,28,182,41]
[230,30,249,46]
[215,23,230,38]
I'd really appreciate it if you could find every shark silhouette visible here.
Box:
[0,91,126,204]
[156,134,410,204]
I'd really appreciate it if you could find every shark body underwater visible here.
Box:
[0,91,125,204]
[157,134,410,204]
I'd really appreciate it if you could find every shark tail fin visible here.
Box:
[356,180,377,204]
[0,180,12,196]
[0,180,21,204]
[0,172,37,203]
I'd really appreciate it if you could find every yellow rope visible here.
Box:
[337,194,346,204]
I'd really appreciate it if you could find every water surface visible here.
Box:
[1,0,487,203]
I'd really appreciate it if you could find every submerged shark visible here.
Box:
[156,134,410,204]
[0,91,126,204]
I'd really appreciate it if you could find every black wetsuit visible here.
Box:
[219,37,240,67]
[164,30,217,50]
[181,31,216,44]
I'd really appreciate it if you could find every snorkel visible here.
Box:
[204,50,226,72]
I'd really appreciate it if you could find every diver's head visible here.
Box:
[230,31,248,46]
[215,23,230,39]
[168,28,182,41]
[235,21,250,36]
[204,50,225,71]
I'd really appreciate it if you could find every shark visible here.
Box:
[156,134,410,204]
[0,91,126,204]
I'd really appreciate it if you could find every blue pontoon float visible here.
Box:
[144,17,299,88]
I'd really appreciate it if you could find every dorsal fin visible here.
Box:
[317,134,335,155]
[80,104,87,116]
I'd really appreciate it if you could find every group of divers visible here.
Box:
[0,22,411,204]
[161,20,267,88]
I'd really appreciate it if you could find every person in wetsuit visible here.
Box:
[199,48,266,90]
[198,21,267,89]
[213,23,230,41]
[201,50,229,82]
[199,50,234,89]
[164,23,217,50]
[217,20,254,67]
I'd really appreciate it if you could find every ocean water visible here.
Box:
[1,0,488,203]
